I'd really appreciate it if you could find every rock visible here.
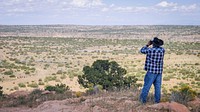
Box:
[187,97,200,112]
[41,90,51,95]
[51,91,56,94]
[41,90,56,95]
[93,105,108,112]
[36,98,41,102]
[124,100,133,105]
[30,99,92,112]
[0,107,31,112]
[9,90,30,98]
[148,101,190,112]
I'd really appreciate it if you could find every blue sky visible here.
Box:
[0,0,200,25]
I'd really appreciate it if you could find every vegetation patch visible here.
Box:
[170,83,197,105]
[45,83,70,94]
[78,60,138,90]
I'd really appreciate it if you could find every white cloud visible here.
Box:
[156,1,177,8]
[7,8,30,13]
[180,4,197,12]
[0,0,198,20]
[101,7,109,12]
[110,4,115,8]
[46,0,57,3]
[156,1,198,13]
[70,0,103,8]
[0,0,68,15]
[113,6,149,13]
[134,7,149,12]
[114,6,133,12]
[0,0,36,14]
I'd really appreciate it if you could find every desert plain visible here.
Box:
[0,25,200,94]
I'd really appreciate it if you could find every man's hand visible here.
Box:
[146,40,152,47]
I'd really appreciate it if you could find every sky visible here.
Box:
[0,0,200,25]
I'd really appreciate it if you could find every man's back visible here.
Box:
[140,46,165,74]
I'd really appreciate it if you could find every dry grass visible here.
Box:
[0,37,199,95]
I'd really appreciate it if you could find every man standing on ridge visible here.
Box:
[139,37,165,104]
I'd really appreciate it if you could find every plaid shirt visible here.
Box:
[140,46,165,74]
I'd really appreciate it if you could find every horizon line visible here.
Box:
[0,24,200,26]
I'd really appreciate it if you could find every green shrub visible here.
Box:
[170,84,197,105]
[55,79,61,82]
[197,70,200,74]
[69,74,75,79]
[4,70,13,75]
[25,71,30,75]
[29,68,35,72]
[15,59,22,64]
[165,69,175,74]
[57,70,63,74]
[163,76,170,81]
[44,76,57,82]
[14,86,19,90]
[194,77,200,81]
[28,82,38,88]
[45,83,70,94]
[196,82,200,86]
[38,81,45,85]
[44,64,50,69]
[52,73,56,75]
[60,74,66,79]
[75,91,83,97]
[57,63,64,67]
[191,81,195,84]
[18,83,26,88]
[9,75,16,78]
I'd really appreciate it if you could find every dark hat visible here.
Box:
[152,37,164,47]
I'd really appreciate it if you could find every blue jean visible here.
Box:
[140,71,162,103]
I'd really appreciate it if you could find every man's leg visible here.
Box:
[140,72,156,103]
[153,74,162,103]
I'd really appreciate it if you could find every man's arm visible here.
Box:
[140,46,149,54]
[140,41,151,54]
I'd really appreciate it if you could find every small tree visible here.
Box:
[78,60,138,90]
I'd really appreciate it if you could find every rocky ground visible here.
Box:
[0,90,199,112]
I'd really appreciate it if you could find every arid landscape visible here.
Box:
[0,25,200,111]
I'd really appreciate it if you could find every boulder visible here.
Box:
[148,101,190,112]
[41,90,51,95]
[41,90,56,95]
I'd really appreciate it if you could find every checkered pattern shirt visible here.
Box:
[140,46,165,74]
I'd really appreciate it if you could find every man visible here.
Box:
[140,37,165,104]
